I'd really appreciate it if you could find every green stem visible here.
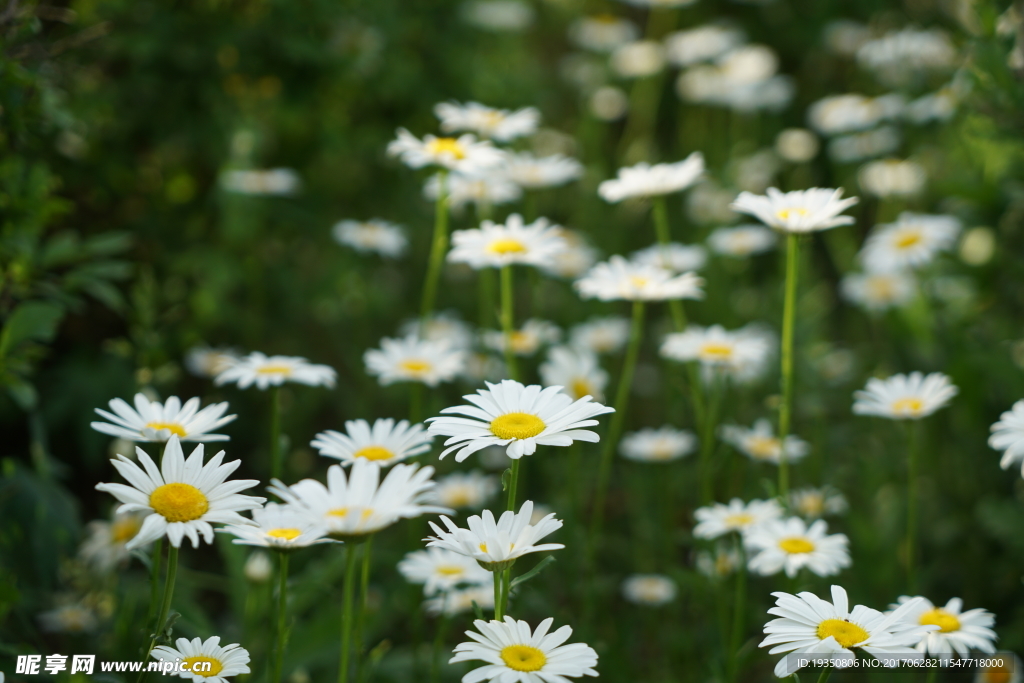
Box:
[925,664,938,683]
[501,566,512,617]
[421,168,450,326]
[354,537,373,682]
[430,606,449,683]
[817,665,832,683]
[493,571,503,621]
[269,386,282,481]
[271,552,290,683]
[479,268,496,329]
[147,539,163,624]
[700,374,724,505]
[652,196,687,331]
[906,420,920,592]
[499,264,519,380]
[138,545,179,683]
[506,459,521,512]
[778,233,800,500]
[727,538,747,683]
[338,543,360,683]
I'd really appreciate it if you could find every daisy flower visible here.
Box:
[184,346,240,379]
[889,596,997,660]
[219,502,332,550]
[426,585,496,617]
[95,436,264,549]
[332,219,408,258]
[398,547,492,596]
[311,418,433,467]
[449,215,567,270]
[622,574,677,606]
[598,153,705,202]
[214,352,336,390]
[38,603,100,634]
[859,212,962,272]
[665,25,745,66]
[858,159,927,198]
[434,101,540,142]
[853,371,958,419]
[483,319,561,357]
[386,129,505,173]
[539,346,609,401]
[569,15,639,53]
[660,324,773,380]
[425,171,522,211]
[696,544,741,579]
[731,187,859,233]
[575,255,705,302]
[432,471,499,509]
[152,636,251,683]
[364,335,466,387]
[619,426,696,462]
[400,311,475,351]
[610,40,666,78]
[693,498,783,539]
[630,242,707,273]
[220,168,300,196]
[989,400,1024,476]
[268,460,448,540]
[570,317,631,354]
[707,225,778,258]
[450,616,598,682]
[78,511,147,573]
[841,271,916,312]
[504,152,584,190]
[91,394,236,443]
[719,419,809,465]
[425,500,563,571]
[762,586,937,676]
[540,228,600,280]
[976,654,1021,683]
[789,487,848,519]
[745,517,851,578]
[244,551,273,582]
[426,379,615,461]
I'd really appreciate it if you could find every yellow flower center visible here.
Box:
[715,553,734,575]
[895,229,923,249]
[778,537,816,554]
[354,445,396,462]
[436,565,465,577]
[500,645,547,672]
[399,359,432,375]
[700,343,734,361]
[144,422,187,437]
[797,494,825,516]
[490,412,546,440]
[919,608,961,633]
[746,436,781,459]
[982,665,1012,683]
[629,276,650,289]
[149,483,209,523]
[487,237,528,254]
[891,397,924,416]
[111,517,141,543]
[816,619,869,648]
[649,441,676,460]
[257,365,293,375]
[442,488,473,507]
[328,507,374,520]
[182,656,224,678]
[479,542,489,552]
[570,379,593,399]
[724,513,753,528]
[427,137,466,160]
[776,207,809,221]
[867,277,896,300]
[266,528,303,541]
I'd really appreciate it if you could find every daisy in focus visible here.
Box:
[311,418,433,467]
[619,426,696,462]
[841,271,916,312]
[630,242,707,273]
[95,436,264,549]
[426,379,614,461]
[387,129,505,173]
[78,511,147,573]
[504,152,584,190]
[719,419,809,465]
[539,346,609,401]
[853,371,958,419]
[448,215,567,270]
[332,219,408,258]
[483,319,561,357]
[693,498,783,539]
[745,517,851,578]
[434,101,540,141]
[91,394,237,443]
[398,547,493,596]
[364,335,466,387]
[215,352,337,390]
[432,471,499,509]
[859,212,961,272]
[989,400,1024,476]
[426,500,563,570]
[789,486,848,519]
[598,153,705,202]
[731,187,859,233]
[570,317,631,354]
[152,636,251,683]
[622,574,678,606]
[889,596,997,660]
[450,616,598,683]
[220,502,331,550]
[575,255,705,301]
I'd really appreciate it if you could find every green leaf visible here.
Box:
[509,556,555,591]
[470,599,485,621]
[0,300,65,358]
[6,379,38,410]
[500,467,512,492]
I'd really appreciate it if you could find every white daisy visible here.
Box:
[311,418,433,467]
[707,225,778,257]
[268,459,448,540]
[152,636,251,683]
[387,129,505,173]
[540,228,600,280]
[91,394,236,443]
[859,212,962,272]
[434,101,540,142]
[693,498,783,539]
[664,25,745,67]
[745,517,851,578]
[426,379,615,461]
[889,596,997,660]
[95,436,264,549]
[539,346,609,401]
[807,93,887,135]
[610,40,666,79]
[570,317,631,354]
[575,255,705,302]
[425,586,496,617]
[852,371,958,420]
[598,153,705,202]
[660,325,773,381]
[448,214,568,270]
[450,616,598,682]
[38,603,100,634]
[244,551,273,582]
[184,346,240,379]
[858,158,927,198]
[425,171,522,211]
[364,335,466,387]
[400,311,475,351]
[483,319,562,357]
[789,487,848,519]
[569,14,639,53]
[504,153,584,190]
[730,187,859,233]
[432,471,500,509]
[622,574,677,606]
[220,168,300,196]
[425,500,563,571]
[975,654,1021,683]
[719,419,809,465]
[989,400,1024,476]
[630,242,707,273]
[78,511,147,573]
[398,547,493,596]
[841,271,916,312]
[214,352,336,390]
[619,426,696,462]
[332,219,408,258]
[761,585,938,677]
[220,502,331,550]
[695,544,741,579]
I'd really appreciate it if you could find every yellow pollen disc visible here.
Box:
[724,513,753,527]
[895,230,922,249]
[257,365,293,375]
[478,543,488,553]
[919,608,961,633]
[329,507,349,517]
[891,397,924,416]
[436,565,465,577]
[267,528,303,540]
[867,278,895,299]
[570,379,593,399]
[798,495,825,516]
[778,537,816,554]
[149,483,209,523]
[443,489,472,507]
[776,207,809,221]
[500,645,547,673]
[400,359,432,375]
[746,436,781,459]
[487,238,528,255]
[427,137,466,159]
[715,554,734,575]
[354,445,396,461]
[629,276,650,289]
[816,619,869,648]
[144,422,187,437]
[595,13,618,22]
[111,518,141,543]
[490,412,546,440]
[650,442,675,460]
[700,343,734,361]
[181,656,224,678]
[983,665,1012,683]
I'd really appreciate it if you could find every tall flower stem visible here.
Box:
[777,233,800,500]
[499,265,519,380]
[354,537,373,682]
[700,374,724,504]
[429,606,450,683]
[726,537,747,683]
[338,543,361,683]
[906,420,921,591]
[137,545,179,683]
[651,196,687,331]
[493,571,504,621]
[817,665,832,683]
[420,169,450,327]
[147,539,163,623]
[269,386,283,481]
[271,551,290,683]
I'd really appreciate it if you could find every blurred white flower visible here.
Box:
[244,551,273,582]
[841,271,916,312]
[400,312,475,351]
[215,352,337,390]
[858,159,926,198]
[398,548,492,596]
[434,101,540,141]
[599,153,705,202]
[38,603,100,634]
[425,171,523,212]
[789,487,848,519]
[631,242,707,272]
[185,346,240,379]
[989,400,1024,476]
[664,25,745,66]
[905,85,960,124]
[387,129,505,173]
[775,128,819,163]
[589,86,630,121]
[424,586,496,616]
[622,574,677,606]
[695,544,740,579]
[707,225,777,257]
[853,372,958,420]
[460,0,535,31]
[693,498,783,539]
[504,152,584,189]
[221,168,300,196]
[332,219,407,258]
[432,471,500,509]
[449,214,567,270]
[661,324,773,383]
[540,228,600,279]
[483,319,562,357]
[79,511,147,573]
[610,40,666,78]
[828,127,901,163]
[824,20,872,56]
[364,335,466,387]
[620,426,696,462]
[859,213,961,272]
[687,181,738,224]
[720,419,809,465]
[570,317,631,354]
[734,149,781,193]
[857,27,958,86]
[731,187,858,233]
[808,94,887,135]
[575,255,705,301]
[539,346,609,401]
[569,15,639,53]
[677,45,794,112]
[745,518,850,578]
